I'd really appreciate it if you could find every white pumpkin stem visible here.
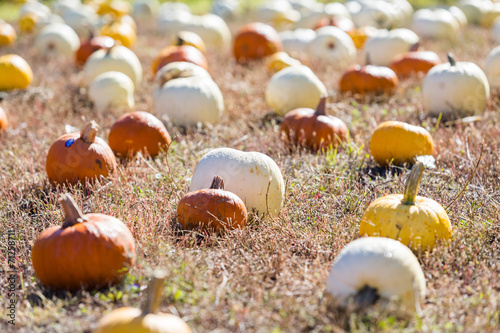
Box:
[402,162,425,205]
[142,270,168,315]
[60,193,87,228]
[354,285,379,310]
[157,68,194,86]
[447,53,456,67]
[314,97,328,116]
[80,121,99,144]
[409,42,420,52]
[210,176,225,190]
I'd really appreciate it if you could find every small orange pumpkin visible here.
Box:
[339,64,398,95]
[75,35,115,66]
[389,44,441,79]
[31,193,136,290]
[108,111,172,158]
[233,22,282,63]
[0,22,17,46]
[0,106,8,132]
[151,45,208,75]
[177,176,248,233]
[280,97,348,152]
[313,16,355,34]
[46,121,117,185]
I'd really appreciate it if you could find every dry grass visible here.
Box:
[0,17,499,333]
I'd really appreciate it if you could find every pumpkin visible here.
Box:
[280,97,348,152]
[46,121,117,185]
[313,16,355,34]
[266,65,327,116]
[279,28,316,56]
[211,0,240,20]
[154,62,223,126]
[178,176,248,233]
[133,0,159,19]
[190,148,285,217]
[0,106,8,132]
[412,8,460,40]
[369,121,434,167]
[362,29,419,66]
[84,45,142,87]
[0,22,17,46]
[0,54,33,91]
[339,64,398,95]
[458,0,490,25]
[422,53,490,119]
[151,45,208,75]
[88,71,135,112]
[108,111,171,158]
[347,26,379,50]
[186,14,231,49]
[31,193,135,290]
[99,21,136,48]
[19,13,39,34]
[389,44,441,78]
[96,0,131,17]
[484,45,500,89]
[75,35,115,66]
[171,31,206,54]
[325,237,426,315]
[267,51,301,73]
[233,22,282,63]
[93,270,191,333]
[35,23,81,57]
[360,162,452,251]
[306,26,356,66]
[62,5,99,39]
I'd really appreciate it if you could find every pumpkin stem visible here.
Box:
[409,42,420,52]
[447,53,456,67]
[210,176,225,190]
[80,121,99,144]
[60,193,87,228]
[157,68,194,86]
[314,97,328,116]
[354,285,380,310]
[402,161,425,205]
[142,270,167,315]
[365,52,371,66]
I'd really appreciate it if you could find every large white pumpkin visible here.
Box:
[325,237,426,315]
[483,46,500,89]
[266,65,327,116]
[362,28,419,66]
[412,8,460,40]
[422,54,490,118]
[62,5,99,38]
[190,148,285,217]
[35,22,80,57]
[186,14,231,48]
[307,26,356,66]
[279,29,316,56]
[83,45,142,88]
[88,71,135,112]
[153,62,224,126]
[458,0,492,25]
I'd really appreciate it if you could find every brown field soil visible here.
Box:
[0,15,499,333]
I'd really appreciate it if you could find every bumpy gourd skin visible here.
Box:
[360,194,452,251]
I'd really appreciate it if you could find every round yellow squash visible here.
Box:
[359,162,452,251]
[94,271,191,333]
[100,22,136,48]
[0,22,17,46]
[0,54,33,91]
[370,121,434,166]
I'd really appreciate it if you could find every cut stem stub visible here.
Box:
[60,193,87,228]
[402,161,425,205]
[210,176,225,190]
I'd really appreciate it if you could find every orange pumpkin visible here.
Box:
[108,111,172,158]
[0,22,17,46]
[45,121,117,185]
[75,35,115,66]
[389,45,441,79]
[177,176,248,233]
[0,106,8,132]
[31,193,136,290]
[233,22,282,63]
[339,65,398,95]
[313,16,355,34]
[280,97,348,152]
[151,45,208,75]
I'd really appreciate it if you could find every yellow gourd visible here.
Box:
[0,54,33,91]
[19,13,38,34]
[359,162,452,251]
[93,270,192,333]
[267,52,301,73]
[96,0,131,17]
[370,121,434,166]
[0,22,17,46]
[100,22,136,48]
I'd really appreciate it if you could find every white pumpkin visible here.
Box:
[35,23,80,57]
[295,5,327,29]
[83,45,142,88]
[447,6,468,28]
[483,46,500,89]
[186,14,231,48]
[458,0,492,25]
[306,26,356,66]
[62,5,99,38]
[324,2,351,19]
[479,3,500,28]
[412,8,460,40]
[157,6,192,33]
[153,62,224,126]
[211,0,240,20]
[20,1,52,19]
[51,0,81,15]
[190,148,285,217]
[325,237,426,315]
[492,17,500,44]
[422,54,490,118]
[88,71,135,112]
[266,65,327,116]
[279,29,316,56]
[133,0,159,19]
[362,28,419,66]
[346,0,396,29]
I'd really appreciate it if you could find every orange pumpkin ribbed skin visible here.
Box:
[339,65,398,95]
[75,36,115,66]
[0,106,8,132]
[389,51,441,78]
[46,122,117,185]
[280,98,348,152]
[233,22,282,63]
[0,22,17,46]
[177,177,247,233]
[151,45,208,75]
[108,111,171,158]
[32,213,135,290]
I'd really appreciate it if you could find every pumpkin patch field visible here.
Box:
[0,0,499,332]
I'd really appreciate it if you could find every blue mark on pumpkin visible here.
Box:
[65,139,75,147]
